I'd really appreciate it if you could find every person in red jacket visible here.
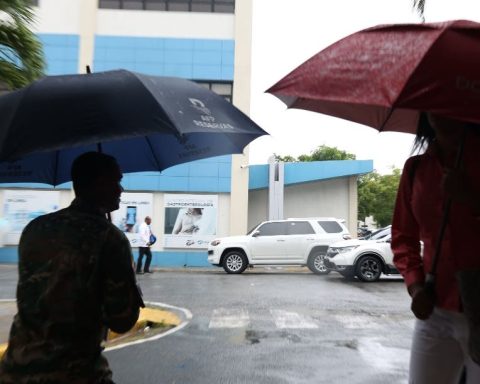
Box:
[392,112,480,383]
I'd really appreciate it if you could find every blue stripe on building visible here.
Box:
[94,35,234,80]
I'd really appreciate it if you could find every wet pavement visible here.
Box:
[0,264,189,358]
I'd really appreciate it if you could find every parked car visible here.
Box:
[324,230,400,282]
[359,225,391,240]
[207,218,351,274]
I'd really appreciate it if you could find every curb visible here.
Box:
[0,302,191,358]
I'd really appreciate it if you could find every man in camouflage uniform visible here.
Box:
[0,152,144,384]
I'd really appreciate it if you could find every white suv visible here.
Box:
[324,231,400,282]
[207,218,351,274]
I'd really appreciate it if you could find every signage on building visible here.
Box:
[2,190,60,245]
[163,194,218,249]
[110,192,153,247]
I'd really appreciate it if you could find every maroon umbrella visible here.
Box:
[267,19,480,133]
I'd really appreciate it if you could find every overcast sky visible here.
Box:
[247,0,480,173]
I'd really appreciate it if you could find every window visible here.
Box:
[195,81,233,102]
[256,222,286,236]
[287,221,315,235]
[317,221,343,233]
[98,0,235,13]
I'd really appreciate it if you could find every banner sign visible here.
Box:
[111,192,153,247]
[3,190,60,245]
[164,194,218,249]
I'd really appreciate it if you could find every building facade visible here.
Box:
[0,0,373,266]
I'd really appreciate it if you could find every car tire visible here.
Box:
[222,250,248,274]
[307,252,331,275]
[355,255,383,282]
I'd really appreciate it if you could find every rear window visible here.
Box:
[317,220,343,233]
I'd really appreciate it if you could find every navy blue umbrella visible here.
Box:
[0,69,268,185]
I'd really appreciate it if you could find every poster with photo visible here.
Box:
[110,192,153,247]
[3,190,61,245]
[164,194,218,249]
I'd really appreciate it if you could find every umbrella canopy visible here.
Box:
[267,20,480,133]
[0,69,268,185]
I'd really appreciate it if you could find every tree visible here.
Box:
[274,145,401,227]
[358,167,401,227]
[0,0,45,90]
[274,145,356,162]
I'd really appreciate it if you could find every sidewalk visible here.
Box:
[0,300,184,358]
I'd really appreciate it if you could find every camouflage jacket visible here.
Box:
[0,198,142,384]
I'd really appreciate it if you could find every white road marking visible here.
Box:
[105,301,192,352]
[358,337,409,379]
[209,308,250,328]
[270,309,318,329]
[334,314,381,329]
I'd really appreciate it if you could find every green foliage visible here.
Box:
[274,153,297,162]
[274,145,356,162]
[358,167,401,227]
[0,0,45,90]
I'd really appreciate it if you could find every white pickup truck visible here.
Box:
[207,218,351,274]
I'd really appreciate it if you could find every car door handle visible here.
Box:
[277,239,285,242]
[306,238,315,241]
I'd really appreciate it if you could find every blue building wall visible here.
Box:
[0,34,235,266]
[39,34,80,75]
[94,36,234,80]
[0,247,211,268]
[249,160,373,189]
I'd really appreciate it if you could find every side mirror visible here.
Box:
[252,231,260,237]
[385,238,392,243]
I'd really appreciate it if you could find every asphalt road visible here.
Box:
[107,267,413,384]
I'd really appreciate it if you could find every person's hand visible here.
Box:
[408,283,434,320]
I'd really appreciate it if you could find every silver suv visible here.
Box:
[207,217,351,274]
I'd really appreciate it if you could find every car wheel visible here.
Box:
[222,250,248,274]
[307,252,331,275]
[355,255,382,282]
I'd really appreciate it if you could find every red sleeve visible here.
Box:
[391,156,424,288]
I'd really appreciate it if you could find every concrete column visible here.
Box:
[229,0,253,235]
[348,176,358,237]
[268,157,284,220]
[77,0,98,74]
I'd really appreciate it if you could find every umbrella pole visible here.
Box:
[424,126,467,301]
[85,66,111,222]
[95,141,111,221]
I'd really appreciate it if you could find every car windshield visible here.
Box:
[363,226,391,240]
[246,223,261,235]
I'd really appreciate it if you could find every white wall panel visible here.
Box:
[97,10,234,38]
[33,0,81,34]
[284,179,351,227]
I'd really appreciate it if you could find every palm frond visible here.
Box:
[413,0,425,22]
[0,60,30,88]
[0,0,36,25]
[0,0,44,90]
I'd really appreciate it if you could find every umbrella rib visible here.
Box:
[144,136,163,172]
[53,150,59,187]
[378,108,394,132]
[391,27,451,116]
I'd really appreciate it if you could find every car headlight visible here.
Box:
[210,239,221,246]
[333,245,359,254]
